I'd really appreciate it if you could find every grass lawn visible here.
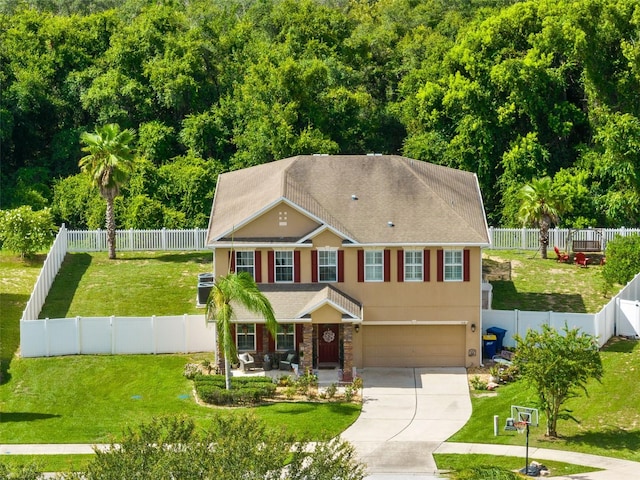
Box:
[450,338,640,462]
[1,252,46,383]
[433,454,601,477]
[483,249,613,313]
[0,353,360,444]
[39,251,212,318]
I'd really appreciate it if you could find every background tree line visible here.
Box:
[2,0,640,229]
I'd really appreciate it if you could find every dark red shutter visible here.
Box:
[437,250,443,282]
[256,324,263,352]
[384,249,391,282]
[311,250,318,283]
[463,249,470,282]
[230,251,236,273]
[424,249,430,282]
[397,250,404,282]
[294,251,301,283]
[267,251,274,283]
[338,250,344,282]
[357,250,364,282]
[255,251,262,282]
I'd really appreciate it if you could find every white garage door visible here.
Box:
[363,325,466,367]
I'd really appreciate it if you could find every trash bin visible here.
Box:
[483,334,497,359]
[487,327,507,351]
[197,282,214,305]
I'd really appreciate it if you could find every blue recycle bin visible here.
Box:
[483,334,497,359]
[486,327,507,351]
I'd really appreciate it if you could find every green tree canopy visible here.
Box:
[514,324,603,437]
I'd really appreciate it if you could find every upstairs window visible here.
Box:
[275,251,294,283]
[444,250,463,281]
[404,250,423,282]
[318,250,337,282]
[235,251,255,279]
[365,250,384,282]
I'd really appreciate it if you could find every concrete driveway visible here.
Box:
[341,367,472,477]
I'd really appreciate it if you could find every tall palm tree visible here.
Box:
[206,272,277,390]
[79,124,136,259]
[518,176,566,259]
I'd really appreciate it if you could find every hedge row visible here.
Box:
[194,375,277,405]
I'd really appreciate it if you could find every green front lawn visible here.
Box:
[0,354,360,444]
[450,338,640,462]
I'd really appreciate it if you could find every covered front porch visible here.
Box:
[228,283,362,382]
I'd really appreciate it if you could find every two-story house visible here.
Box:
[206,154,490,380]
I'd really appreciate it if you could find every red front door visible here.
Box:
[317,324,340,365]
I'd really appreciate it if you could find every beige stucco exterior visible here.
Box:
[212,205,483,370]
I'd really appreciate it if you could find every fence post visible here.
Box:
[162,228,167,250]
[194,228,200,250]
[521,227,527,250]
[488,226,494,249]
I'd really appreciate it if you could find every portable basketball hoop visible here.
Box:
[508,406,539,476]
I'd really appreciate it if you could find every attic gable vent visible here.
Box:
[279,211,288,226]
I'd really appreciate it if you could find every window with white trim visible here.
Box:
[404,250,423,281]
[444,249,463,281]
[236,324,256,351]
[318,250,337,282]
[235,251,255,279]
[275,251,294,283]
[276,324,295,351]
[364,250,384,282]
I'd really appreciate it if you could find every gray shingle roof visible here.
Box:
[229,283,362,322]
[207,155,489,245]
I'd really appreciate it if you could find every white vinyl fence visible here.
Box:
[19,226,640,358]
[488,226,640,251]
[483,272,640,348]
[67,227,209,252]
[20,314,215,357]
[21,225,68,323]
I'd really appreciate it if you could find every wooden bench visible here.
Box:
[572,240,601,252]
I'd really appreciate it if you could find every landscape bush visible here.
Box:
[602,235,640,286]
[193,374,276,405]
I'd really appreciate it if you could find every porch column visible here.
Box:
[301,323,313,373]
[342,323,354,382]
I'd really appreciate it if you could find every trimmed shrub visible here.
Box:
[193,375,276,406]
